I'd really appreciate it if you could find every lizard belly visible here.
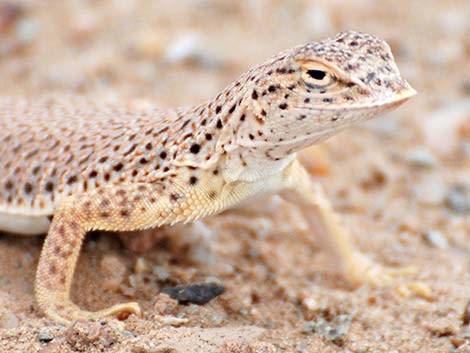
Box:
[0,212,51,235]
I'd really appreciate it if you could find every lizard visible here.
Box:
[0,31,416,325]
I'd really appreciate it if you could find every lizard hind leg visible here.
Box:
[34,187,153,325]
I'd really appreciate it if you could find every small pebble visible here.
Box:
[463,299,470,326]
[152,266,170,282]
[162,283,225,305]
[407,148,437,168]
[204,276,223,286]
[446,185,470,213]
[422,230,448,249]
[396,282,434,301]
[38,331,54,343]
[302,314,352,345]
[134,257,149,274]
[154,293,179,315]
[301,297,318,312]
[120,330,136,338]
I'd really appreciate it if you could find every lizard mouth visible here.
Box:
[385,85,417,107]
[299,84,417,112]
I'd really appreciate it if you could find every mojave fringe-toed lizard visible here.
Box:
[0,31,416,325]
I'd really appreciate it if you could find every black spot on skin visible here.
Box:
[240,114,246,121]
[190,144,201,154]
[249,134,255,140]
[157,126,169,134]
[331,117,339,122]
[140,157,148,164]
[113,163,124,172]
[251,90,258,100]
[189,176,198,185]
[229,104,236,113]
[104,173,110,181]
[4,180,13,191]
[350,41,358,46]
[160,151,167,159]
[261,110,267,116]
[268,85,277,93]
[182,119,190,128]
[98,156,108,163]
[297,114,307,120]
[322,98,333,103]
[276,68,287,74]
[45,181,54,192]
[205,133,212,141]
[145,142,153,150]
[170,193,180,202]
[67,175,78,184]
[49,263,57,274]
[215,106,222,114]
[24,183,33,194]
[279,103,288,110]
[89,170,98,178]
[216,119,223,129]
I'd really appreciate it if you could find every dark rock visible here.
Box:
[162,283,225,305]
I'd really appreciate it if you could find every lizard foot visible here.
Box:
[42,300,142,326]
[344,253,417,287]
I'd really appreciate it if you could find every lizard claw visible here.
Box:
[344,253,417,287]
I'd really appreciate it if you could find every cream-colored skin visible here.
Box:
[0,31,416,324]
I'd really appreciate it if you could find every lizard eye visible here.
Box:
[300,62,337,89]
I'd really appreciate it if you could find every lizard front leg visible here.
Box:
[281,159,415,287]
[35,183,173,325]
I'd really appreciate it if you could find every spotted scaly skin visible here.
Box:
[0,31,416,324]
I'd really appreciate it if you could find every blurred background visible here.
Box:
[0,1,469,352]
[0,0,468,107]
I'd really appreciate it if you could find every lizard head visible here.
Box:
[235,31,416,158]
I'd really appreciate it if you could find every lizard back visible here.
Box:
[0,96,223,216]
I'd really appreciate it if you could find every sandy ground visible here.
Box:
[0,1,469,352]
